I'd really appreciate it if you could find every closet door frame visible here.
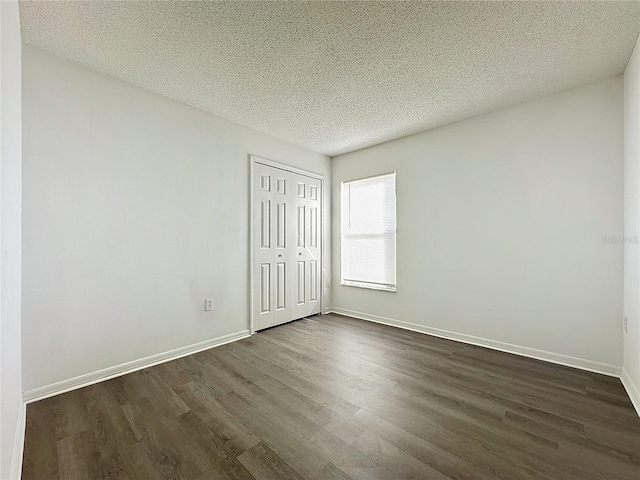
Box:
[249,155,325,334]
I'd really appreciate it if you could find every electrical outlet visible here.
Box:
[624,316,628,334]
[205,298,213,311]
[325,280,330,289]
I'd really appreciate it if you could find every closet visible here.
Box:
[252,159,322,331]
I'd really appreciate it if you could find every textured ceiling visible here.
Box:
[19,1,640,156]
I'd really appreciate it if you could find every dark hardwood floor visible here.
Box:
[22,314,640,479]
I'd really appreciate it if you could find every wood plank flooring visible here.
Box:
[22,314,640,479]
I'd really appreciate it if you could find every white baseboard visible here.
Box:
[10,401,26,480]
[23,330,251,403]
[621,368,640,417]
[327,308,622,377]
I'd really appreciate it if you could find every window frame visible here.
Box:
[340,171,397,292]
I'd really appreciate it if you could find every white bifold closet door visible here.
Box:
[253,163,321,331]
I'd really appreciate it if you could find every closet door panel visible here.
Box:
[253,164,275,330]
[305,177,322,316]
[291,174,321,320]
[273,170,293,326]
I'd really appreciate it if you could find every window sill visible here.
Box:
[340,281,396,292]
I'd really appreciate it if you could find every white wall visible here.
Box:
[332,77,624,372]
[0,1,23,478]
[624,34,640,412]
[22,46,331,395]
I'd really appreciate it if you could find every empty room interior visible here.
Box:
[3,1,640,479]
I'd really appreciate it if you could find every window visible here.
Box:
[341,172,396,292]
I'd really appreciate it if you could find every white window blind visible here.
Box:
[341,172,396,292]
